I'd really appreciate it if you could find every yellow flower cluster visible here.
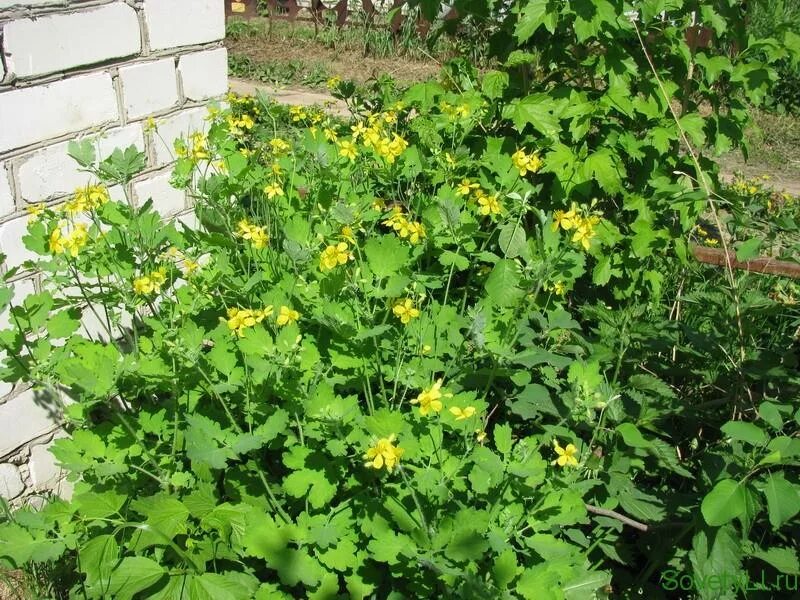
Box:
[226,113,255,136]
[392,298,420,324]
[455,179,503,216]
[382,206,426,245]
[338,140,358,161]
[319,242,351,271]
[552,203,601,251]
[364,434,404,473]
[439,101,471,119]
[264,182,284,200]
[511,148,543,177]
[64,184,110,215]
[694,224,719,247]
[27,203,46,222]
[544,281,567,296]
[49,223,89,258]
[552,439,579,467]
[348,113,409,164]
[289,105,308,122]
[133,267,168,296]
[269,138,291,156]
[326,76,342,90]
[226,306,273,337]
[160,246,200,276]
[237,219,269,249]
[175,132,210,162]
[411,379,449,416]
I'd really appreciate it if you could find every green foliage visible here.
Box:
[1,4,799,598]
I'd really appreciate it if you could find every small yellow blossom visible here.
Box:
[338,140,358,161]
[553,440,579,467]
[27,203,45,222]
[276,305,300,326]
[511,149,543,177]
[264,182,285,200]
[450,406,476,421]
[133,267,167,296]
[392,298,420,324]
[412,379,451,416]
[324,128,338,142]
[144,116,157,133]
[553,281,566,296]
[237,219,269,249]
[478,193,502,216]
[341,225,356,244]
[319,242,351,271]
[351,122,367,140]
[456,179,480,197]
[571,223,596,251]
[475,429,487,444]
[364,434,404,472]
[269,138,291,156]
[552,206,579,232]
[326,76,342,90]
[289,105,307,122]
[226,306,273,337]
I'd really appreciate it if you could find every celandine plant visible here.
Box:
[0,3,799,595]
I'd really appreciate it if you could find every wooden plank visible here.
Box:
[692,245,800,279]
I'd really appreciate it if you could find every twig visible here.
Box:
[585,503,649,532]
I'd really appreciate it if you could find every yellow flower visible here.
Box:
[324,128,338,142]
[553,440,579,467]
[338,140,358,161]
[133,266,167,296]
[392,298,420,324]
[553,281,566,296]
[405,221,426,245]
[454,104,470,118]
[382,206,406,230]
[449,406,476,421]
[341,225,356,244]
[182,259,200,275]
[144,116,157,133]
[364,434,404,472]
[411,379,449,416]
[276,305,300,326]
[511,149,542,177]
[49,228,66,254]
[326,76,342,90]
[456,179,480,197]
[27,203,45,222]
[351,122,367,140]
[477,193,502,216]
[271,162,283,176]
[552,206,579,232]
[264,182,285,200]
[444,152,455,166]
[319,242,350,271]
[289,105,307,122]
[226,306,272,337]
[475,429,487,444]
[189,132,209,161]
[571,222,596,251]
[269,138,291,155]
[65,224,89,257]
[237,219,269,249]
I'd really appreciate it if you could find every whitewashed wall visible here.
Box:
[0,0,228,504]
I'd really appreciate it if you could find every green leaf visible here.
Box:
[189,572,259,600]
[735,238,761,262]
[563,570,612,600]
[481,70,509,99]
[47,308,80,339]
[763,472,800,530]
[514,0,557,41]
[485,259,524,306]
[74,491,127,519]
[498,222,527,259]
[438,250,470,271]
[403,81,445,110]
[749,546,800,574]
[615,423,652,448]
[492,549,518,588]
[108,557,167,600]
[701,479,747,526]
[678,112,707,148]
[68,139,96,167]
[494,423,513,456]
[720,421,767,446]
[583,149,623,194]
[364,236,409,278]
[502,94,561,139]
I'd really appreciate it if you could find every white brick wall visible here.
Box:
[0,0,226,504]
[152,106,209,166]
[120,59,180,121]
[144,0,226,51]
[0,163,13,217]
[3,3,141,79]
[17,124,144,203]
[178,48,228,101]
[0,388,62,457]
[133,170,186,216]
[0,72,119,153]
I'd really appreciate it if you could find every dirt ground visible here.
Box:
[226,31,442,86]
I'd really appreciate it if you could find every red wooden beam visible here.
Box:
[692,245,800,279]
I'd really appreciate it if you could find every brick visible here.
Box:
[119,59,180,121]
[0,72,119,153]
[0,163,13,217]
[3,3,141,79]
[178,48,228,101]
[133,170,186,216]
[0,1,61,7]
[0,216,39,269]
[0,388,61,457]
[29,432,67,491]
[0,277,35,330]
[0,463,24,500]
[17,124,144,203]
[152,107,208,166]
[144,0,225,51]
